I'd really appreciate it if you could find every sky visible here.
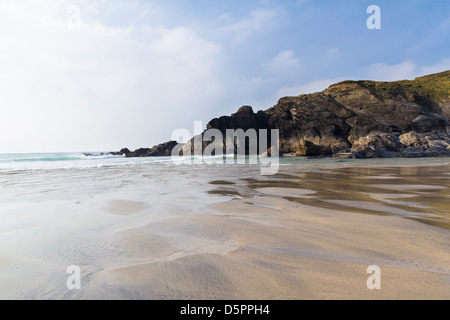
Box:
[0,0,449,153]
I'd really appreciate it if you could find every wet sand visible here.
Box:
[83,161,450,300]
[0,158,449,299]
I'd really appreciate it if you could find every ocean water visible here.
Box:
[2,151,449,172]
[0,151,448,203]
[0,152,173,172]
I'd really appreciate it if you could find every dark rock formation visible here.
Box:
[206,106,271,132]
[120,70,450,159]
[119,148,131,156]
[84,151,126,156]
[180,106,272,155]
[264,93,354,155]
[122,141,178,157]
[145,141,178,157]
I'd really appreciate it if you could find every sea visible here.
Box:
[0,152,169,171]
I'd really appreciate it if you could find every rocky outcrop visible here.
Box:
[120,70,450,159]
[119,148,131,155]
[206,106,271,132]
[180,106,272,155]
[320,71,450,158]
[122,141,178,157]
[84,151,126,156]
[264,93,354,155]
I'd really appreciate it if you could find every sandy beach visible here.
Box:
[1,0,449,303]
[0,157,449,300]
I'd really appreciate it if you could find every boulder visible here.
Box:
[120,148,131,155]
[295,140,332,157]
[399,132,421,147]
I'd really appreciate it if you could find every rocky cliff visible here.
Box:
[121,70,450,159]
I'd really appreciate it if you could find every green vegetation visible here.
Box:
[354,70,450,103]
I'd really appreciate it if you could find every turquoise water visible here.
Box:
[1,152,449,172]
[0,152,120,162]
[0,152,164,172]
[0,153,91,162]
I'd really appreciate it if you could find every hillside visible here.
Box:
[122,70,450,159]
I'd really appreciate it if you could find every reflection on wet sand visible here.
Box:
[210,164,450,230]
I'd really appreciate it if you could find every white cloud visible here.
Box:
[365,61,417,81]
[273,58,450,103]
[224,9,278,44]
[0,0,222,153]
[270,50,300,70]
[419,58,450,76]
[275,78,345,98]
[327,47,340,56]
[365,59,450,81]
[274,58,450,101]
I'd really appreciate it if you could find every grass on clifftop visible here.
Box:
[336,70,450,103]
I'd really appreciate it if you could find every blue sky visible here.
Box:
[0,0,449,153]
